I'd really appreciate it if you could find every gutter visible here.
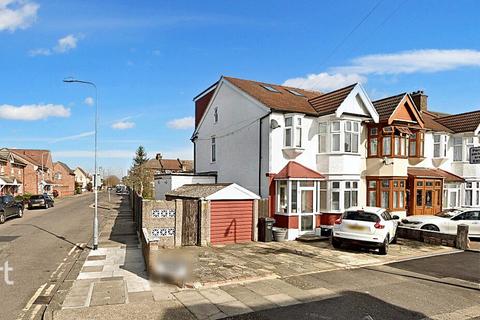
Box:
[258,112,272,196]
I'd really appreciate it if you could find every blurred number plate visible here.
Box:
[348,225,366,231]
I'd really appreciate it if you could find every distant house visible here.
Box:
[53,162,76,197]
[74,167,91,192]
[143,153,193,174]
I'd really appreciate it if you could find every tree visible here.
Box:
[103,175,121,187]
[126,146,153,199]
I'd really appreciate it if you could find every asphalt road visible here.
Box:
[0,192,105,320]
[227,251,480,320]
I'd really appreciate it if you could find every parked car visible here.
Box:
[401,208,480,237]
[332,207,400,255]
[0,195,24,224]
[28,194,54,209]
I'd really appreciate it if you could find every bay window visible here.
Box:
[331,181,340,210]
[318,123,327,153]
[367,178,406,211]
[278,181,288,213]
[369,128,378,156]
[466,137,474,162]
[284,115,304,148]
[465,182,472,206]
[368,125,410,158]
[344,121,359,153]
[331,122,341,152]
[409,131,424,157]
[318,181,327,211]
[344,181,358,209]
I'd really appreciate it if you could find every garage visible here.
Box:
[165,183,260,245]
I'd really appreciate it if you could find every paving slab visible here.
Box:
[89,280,126,306]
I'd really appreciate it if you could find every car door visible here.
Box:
[450,211,480,236]
[4,196,15,217]
[382,211,397,240]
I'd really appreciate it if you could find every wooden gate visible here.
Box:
[182,199,199,246]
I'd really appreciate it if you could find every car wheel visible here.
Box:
[391,233,398,244]
[18,208,23,218]
[379,236,389,255]
[0,212,5,224]
[421,224,440,232]
[331,236,342,249]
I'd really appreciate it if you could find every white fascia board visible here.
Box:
[193,77,270,137]
[206,183,261,200]
[336,84,379,123]
[474,124,480,136]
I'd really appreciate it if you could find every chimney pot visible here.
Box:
[156,153,162,160]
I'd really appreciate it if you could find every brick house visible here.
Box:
[53,162,76,197]
[143,153,193,174]
[0,149,27,195]
[10,149,55,195]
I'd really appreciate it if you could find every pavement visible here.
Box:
[48,193,480,320]
[0,192,102,320]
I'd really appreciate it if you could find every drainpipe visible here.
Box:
[258,112,272,196]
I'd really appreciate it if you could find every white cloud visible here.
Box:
[52,131,94,143]
[84,96,94,106]
[333,49,480,75]
[0,103,70,120]
[283,72,366,92]
[0,0,39,32]
[30,33,80,56]
[54,34,78,53]
[111,120,135,130]
[167,116,195,130]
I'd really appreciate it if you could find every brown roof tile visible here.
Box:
[420,111,453,133]
[407,167,464,182]
[435,110,480,133]
[224,76,321,115]
[144,158,193,172]
[372,93,406,122]
[9,149,51,167]
[308,83,357,116]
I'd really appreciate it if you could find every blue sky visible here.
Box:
[1,0,479,176]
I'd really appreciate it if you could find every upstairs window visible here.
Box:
[466,137,474,161]
[55,172,62,180]
[369,128,378,156]
[331,122,341,152]
[409,131,424,158]
[344,121,359,153]
[433,134,448,158]
[284,115,303,148]
[211,137,216,162]
[453,137,463,161]
[318,123,327,153]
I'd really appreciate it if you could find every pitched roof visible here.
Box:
[275,161,325,179]
[407,167,464,183]
[144,158,193,172]
[75,167,89,177]
[420,111,453,133]
[372,93,406,122]
[55,161,74,174]
[0,149,27,166]
[308,83,357,116]
[224,76,321,115]
[434,110,480,133]
[165,183,232,199]
[9,149,51,167]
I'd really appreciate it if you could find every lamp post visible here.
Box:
[63,78,99,250]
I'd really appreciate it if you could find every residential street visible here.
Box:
[0,192,106,320]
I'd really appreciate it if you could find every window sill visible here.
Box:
[318,152,361,156]
[282,147,305,158]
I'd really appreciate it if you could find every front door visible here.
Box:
[412,179,443,215]
[299,182,315,234]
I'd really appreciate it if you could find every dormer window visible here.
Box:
[213,107,218,123]
[284,115,303,148]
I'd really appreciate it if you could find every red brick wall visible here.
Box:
[53,163,75,197]
[22,163,39,195]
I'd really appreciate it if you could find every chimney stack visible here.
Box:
[155,153,162,160]
[411,90,428,112]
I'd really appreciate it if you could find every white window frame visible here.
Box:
[453,136,463,161]
[344,121,359,153]
[331,181,341,211]
[465,137,474,161]
[211,136,216,162]
[331,122,341,152]
[344,181,358,209]
[318,122,327,153]
[465,182,473,206]
[284,115,303,148]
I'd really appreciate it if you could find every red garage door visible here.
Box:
[210,200,253,245]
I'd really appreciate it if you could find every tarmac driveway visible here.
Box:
[171,238,456,287]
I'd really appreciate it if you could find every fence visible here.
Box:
[129,187,143,235]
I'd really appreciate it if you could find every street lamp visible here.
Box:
[63,77,99,250]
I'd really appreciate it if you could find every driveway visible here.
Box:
[162,238,457,287]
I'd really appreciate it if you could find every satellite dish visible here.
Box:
[270,119,281,129]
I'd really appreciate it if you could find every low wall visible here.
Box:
[397,226,461,248]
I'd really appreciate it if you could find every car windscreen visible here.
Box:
[30,195,43,199]
[343,211,379,222]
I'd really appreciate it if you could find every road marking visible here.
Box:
[67,246,77,256]
[22,283,46,312]
[28,304,42,320]
[44,284,55,296]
